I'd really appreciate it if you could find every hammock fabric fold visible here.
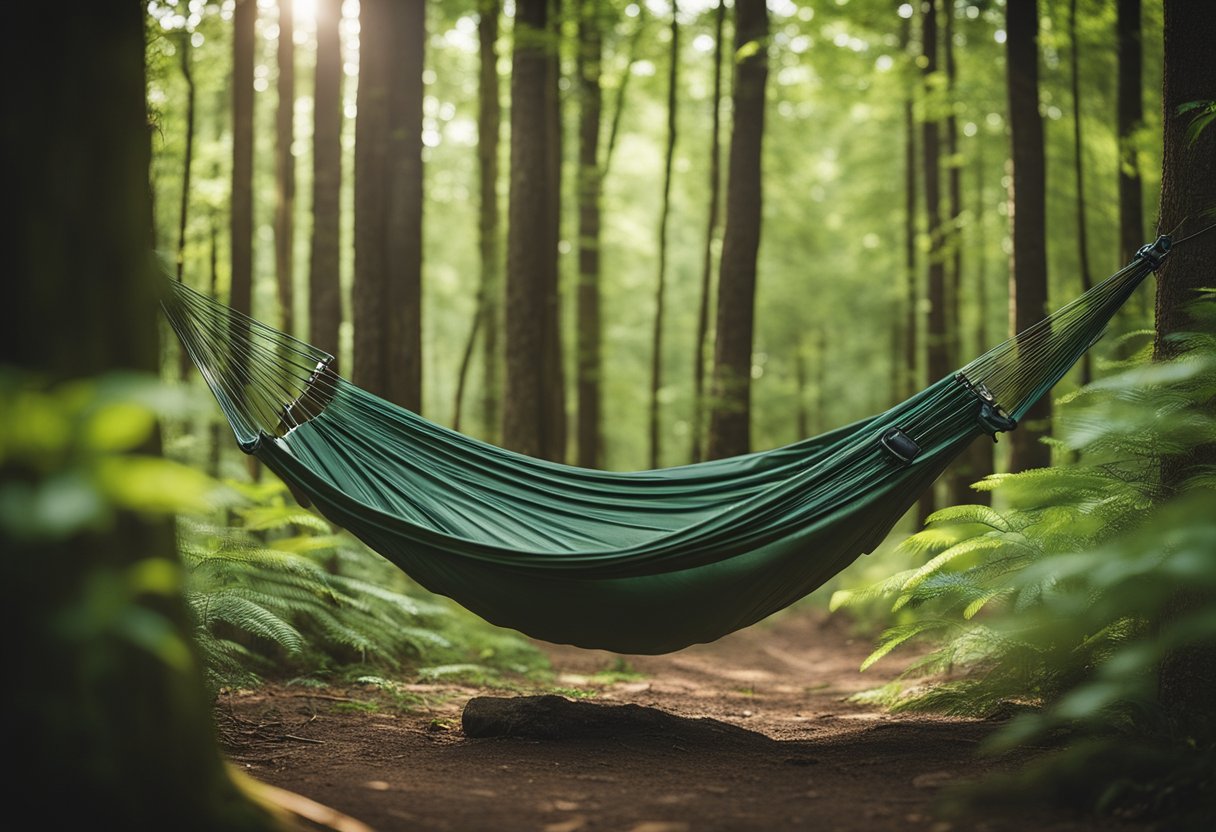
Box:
[164,237,1170,654]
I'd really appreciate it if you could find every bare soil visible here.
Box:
[218,608,1152,832]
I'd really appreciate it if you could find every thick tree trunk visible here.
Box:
[353,0,424,411]
[1068,0,1094,386]
[2,6,269,827]
[576,0,603,467]
[274,0,296,334]
[505,0,563,458]
[707,0,768,460]
[1153,0,1216,721]
[308,0,342,359]
[1005,0,1051,472]
[648,5,678,469]
[231,0,256,321]
[1116,0,1144,267]
[691,0,725,463]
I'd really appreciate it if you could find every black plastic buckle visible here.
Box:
[880,427,920,464]
[1135,235,1172,270]
[956,373,1017,442]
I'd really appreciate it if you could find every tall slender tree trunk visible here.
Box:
[1154,0,1216,725]
[902,23,918,403]
[966,142,994,504]
[354,0,424,411]
[386,1,425,412]
[944,2,962,369]
[308,0,342,359]
[691,0,725,462]
[943,1,977,506]
[707,0,768,460]
[576,0,603,467]
[231,0,256,321]
[1116,0,1144,267]
[917,0,948,516]
[453,0,504,436]
[505,0,564,458]
[275,0,296,334]
[1069,0,1094,386]
[3,5,270,826]
[648,4,678,469]
[922,0,948,388]
[1005,0,1051,472]
[544,0,566,461]
[479,0,503,441]
[175,34,197,380]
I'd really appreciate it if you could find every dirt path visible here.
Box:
[218,608,1147,831]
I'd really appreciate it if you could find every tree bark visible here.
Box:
[1116,0,1144,267]
[274,0,296,335]
[1068,0,1094,386]
[353,0,424,411]
[2,5,269,826]
[576,0,604,467]
[541,0,567,462]
[308,0,343,359]
[454,0,505,436]
[479,0,503,442]
[1154,0,1216,726]
[231,0,256,321]
[922,0,948,388]
[648,4,678,469]
[691,0,725,463]
[707,0,768,460]
[1005,0,1051,472]
[505,0,564,458]
[965,141,994,504]
[175,33,197,380]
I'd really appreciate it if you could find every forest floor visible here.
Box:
[218,607,1154,832]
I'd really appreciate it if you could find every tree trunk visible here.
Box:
[1005,0,1051,472]
[505,0,563,458]
[691,0,725,463]
[385,1,425,412]
[943,1,978,506]
[707,0,768,460]
[2,6,269,827]
[274,0,296,335]
[965,142,994,504]
[1153,0,1216,719]
[231,0,256,322]
[480,0,503,442]
[353,0,424,411]
[541,0,566,462]
[454,0,505,436]
[576,0,603,467]
[648,4,678,469]
[308,0,343,359]
[1068,0,1094,386]
[175,33,197,380]
[1116,0,1144,267]
[922,0,948,389]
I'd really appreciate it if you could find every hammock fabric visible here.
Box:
[164,237,1171,654]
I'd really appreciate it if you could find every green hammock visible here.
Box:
[164,237,1171,654]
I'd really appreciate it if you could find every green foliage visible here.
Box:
[181,478,550,689]
[834,305,1216,815]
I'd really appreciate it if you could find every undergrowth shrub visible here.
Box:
[832,293,1216,817]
